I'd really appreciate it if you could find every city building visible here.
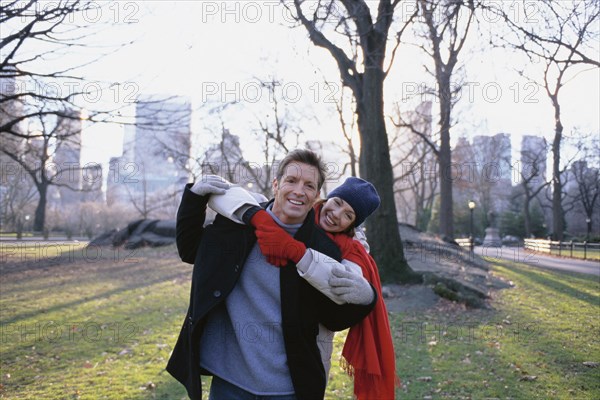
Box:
[52,109,83,206]
[106,95,192,214]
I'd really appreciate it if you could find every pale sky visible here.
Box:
[20,1,596,169]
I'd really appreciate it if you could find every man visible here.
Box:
[167,149,377,400]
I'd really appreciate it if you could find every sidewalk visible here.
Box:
[475,245,600,278]
[0,236,89,243]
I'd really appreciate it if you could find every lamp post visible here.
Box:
[586,217,591,240]
[468,200,476,252]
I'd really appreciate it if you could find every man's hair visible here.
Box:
[276,149,327,190]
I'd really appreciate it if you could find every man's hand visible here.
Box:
[250,210,307,267]
[190,175,231,196]
[329,265,374,305]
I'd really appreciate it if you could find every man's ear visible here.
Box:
[272,178,278,195]
[313,193,322,206]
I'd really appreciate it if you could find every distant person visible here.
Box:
[166,149,377,400]
[212,176,398,400]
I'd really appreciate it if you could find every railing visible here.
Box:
[455,237,474,252]
[524,239,600,261]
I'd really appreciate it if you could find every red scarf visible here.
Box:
[315,205,399,399]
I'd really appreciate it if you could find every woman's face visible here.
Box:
[319,197,356,233]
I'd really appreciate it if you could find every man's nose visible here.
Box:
[292,182,305,196]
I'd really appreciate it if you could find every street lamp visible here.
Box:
[586,217,592,239]
[468,200,476,252]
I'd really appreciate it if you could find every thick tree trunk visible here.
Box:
[357,68,420,283]
[33,183,47,232]
[523,196,532,237]
[551,98,564,240]
[438,79,454,239]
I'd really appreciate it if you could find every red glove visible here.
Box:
[250,210,307,267]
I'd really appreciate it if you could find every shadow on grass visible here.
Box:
[0,244,170,278]
[131,373,211,400]
[133,374,188,400]
[390,312,437,399]
[486,262,600,397]
[0,252,187,301]
[0,270,186,326]
[495,261,599,308]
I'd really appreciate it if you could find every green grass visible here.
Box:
[1,245,598,399]
[1,244,195,399]
[549,248,600,261]
[392,258,600,399]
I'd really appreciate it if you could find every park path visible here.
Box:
[474,246,600,278]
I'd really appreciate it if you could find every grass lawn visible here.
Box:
[549,248,600,261]
[1,243,598,399]
[391,258,599,399]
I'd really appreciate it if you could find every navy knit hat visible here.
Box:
[327,177,381,227]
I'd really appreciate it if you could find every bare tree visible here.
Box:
[469,134,512,226]
[192,77,305,199]
[518,140,551,237]
[0,109,86,231]
[1,1,135,136]
[488,0,600,239]
[123,164,179,220]
[569,158,599,238]
[390,101,437,230]
[398,0,476,239]
[0,160,37,235]
[1,1,136,231]
[288,0,420,282]
[331,83,359,178]
[241,77,305,198]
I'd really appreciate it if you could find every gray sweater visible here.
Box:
[198,207,299,395]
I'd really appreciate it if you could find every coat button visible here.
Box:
[234,264,240,272]
[213,290,221,298]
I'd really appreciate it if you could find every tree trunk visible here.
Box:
[438,76,454,239]
[551,97,564,240]
[523,196,532,237]
[33,183,47,232]
[357,67,420,283]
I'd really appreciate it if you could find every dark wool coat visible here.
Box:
[166,186,377,399]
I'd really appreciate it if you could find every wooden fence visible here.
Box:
[524,239,600,261]
[455,237,474,252]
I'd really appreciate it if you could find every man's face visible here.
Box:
[271,162,320,225]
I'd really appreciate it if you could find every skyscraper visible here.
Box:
[133,95,192,193]
[52,109,83,205]
[520,135,547,184]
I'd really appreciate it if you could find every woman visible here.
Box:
[210,177,398,400]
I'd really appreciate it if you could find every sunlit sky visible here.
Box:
[23,1,598,169]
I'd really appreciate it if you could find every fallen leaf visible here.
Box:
[583,362,599,368]
[118,348,131,356]
[417,376,433,382]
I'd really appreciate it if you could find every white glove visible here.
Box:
[329,265,374,305]
[190,175,231,196]
[353,226,370,253]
